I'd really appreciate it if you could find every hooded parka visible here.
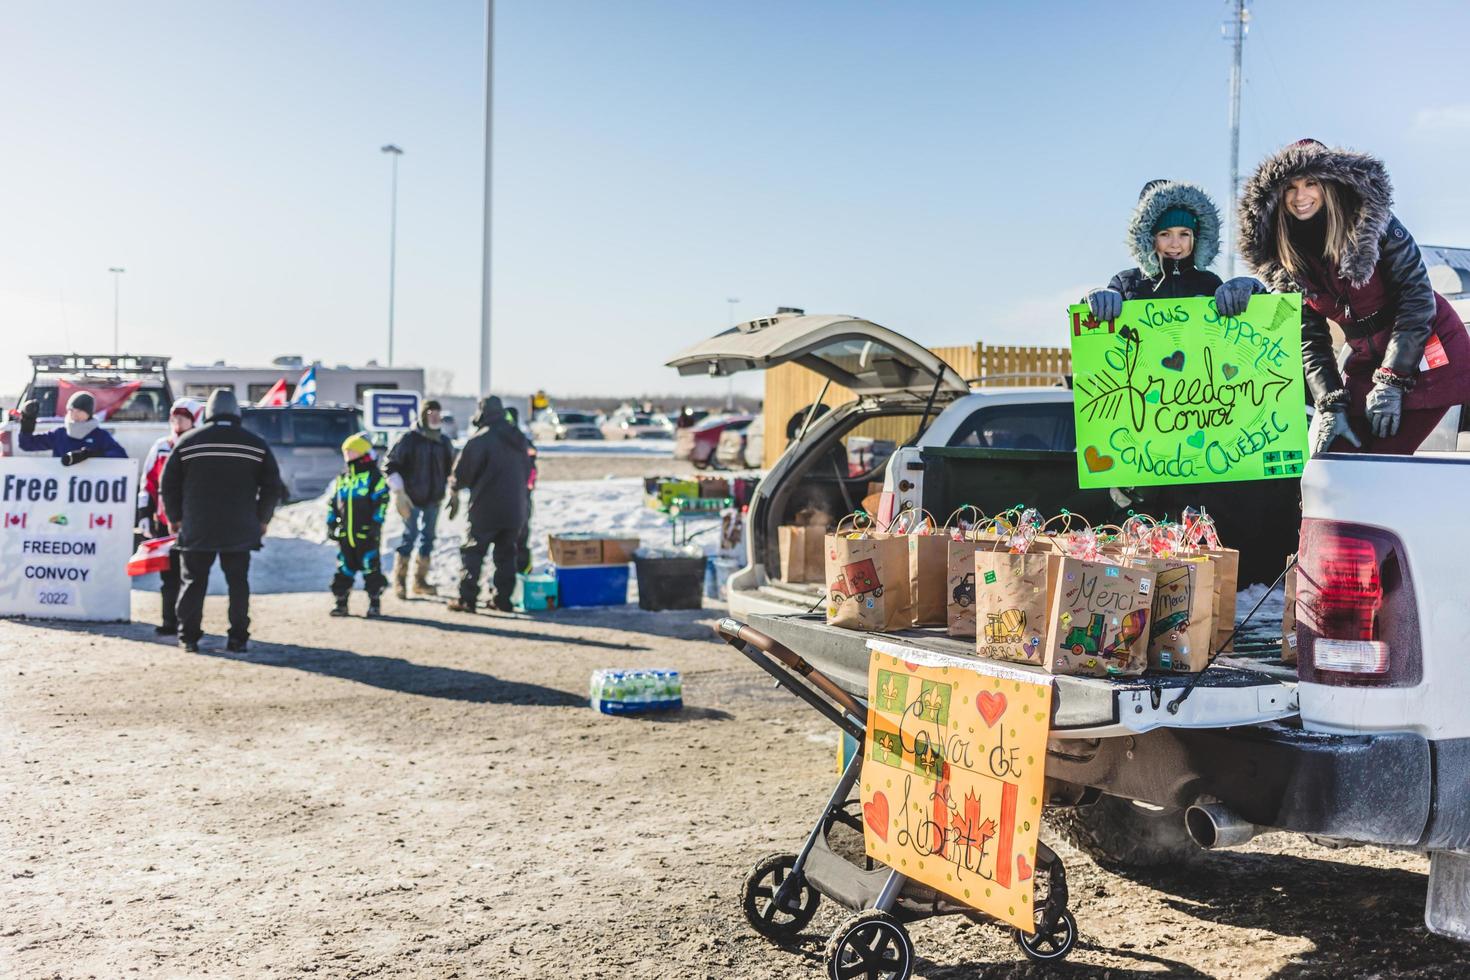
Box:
[1238,142,1470,413]
[1103,180,1225,301]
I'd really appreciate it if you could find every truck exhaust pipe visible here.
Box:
[1185,802,1260,850]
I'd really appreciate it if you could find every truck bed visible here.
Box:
[749,613,1298,738]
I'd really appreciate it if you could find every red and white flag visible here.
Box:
[4,513,26,530]
[256,378,290,407]
[89,514,113,530]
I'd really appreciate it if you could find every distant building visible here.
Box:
[1423,245,1470,299]
[170,356,425,408]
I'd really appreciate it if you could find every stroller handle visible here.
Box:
[716,618,866,719]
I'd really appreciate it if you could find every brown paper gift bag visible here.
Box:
[884,509,949,628]
[1133,557,1216,673]
[946,536,987,637]
[973,550,1057,665]
[778,525,826,584]
[825,533,912,631]
[1044,557,1153,676]
[1201,548,1240,653]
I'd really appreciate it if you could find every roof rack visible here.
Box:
[30,354,171,374]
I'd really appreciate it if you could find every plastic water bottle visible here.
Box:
[590,668,683,715]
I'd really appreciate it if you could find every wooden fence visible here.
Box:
[761,342,1071,468]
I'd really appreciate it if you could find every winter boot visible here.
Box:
[226,637,248,653]
[492,594,515,613]
[446,596,476,614]
[412,555,437,596]
[330,594,350,617]
[366,593,382,618]
[393,559,409,600]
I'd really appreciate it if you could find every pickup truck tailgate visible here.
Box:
[750,614,1297,737]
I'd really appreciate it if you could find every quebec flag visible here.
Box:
[292,365,317,406]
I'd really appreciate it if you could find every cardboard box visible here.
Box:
[548,533,605,567]
[548,533,641,566]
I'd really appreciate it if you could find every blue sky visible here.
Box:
[5,0,1470,401]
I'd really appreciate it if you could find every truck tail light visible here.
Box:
[1297,519,1420,687]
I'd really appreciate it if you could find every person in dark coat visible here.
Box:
[384,399,453,599]
[503,405,538,575]
[17,390,128,464]
[1084,179,1225,320]
[1217,139,1470,455]
[160,388,285,652]
[445,395,532,613]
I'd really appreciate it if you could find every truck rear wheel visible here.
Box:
[1054,795,1204,870]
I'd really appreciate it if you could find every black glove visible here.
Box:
[1213,277,1265,318]
[1365,380,1404,439]
[1309,409,1362,456]
[1085,288,1122,323]
[19,399,38,435]
[61,446,95,467]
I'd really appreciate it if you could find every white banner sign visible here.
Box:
[0,457,136,621]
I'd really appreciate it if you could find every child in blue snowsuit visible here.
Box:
[327,433,390,617]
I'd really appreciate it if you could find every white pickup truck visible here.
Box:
[1,354,175,468]
[668,310,1470,943]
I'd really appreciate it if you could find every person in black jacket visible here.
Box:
[1084,179,1225,320]
[384,399,453,599]
[1216,139,1470,455]
[446,395,532,613]
[160,388,285,652]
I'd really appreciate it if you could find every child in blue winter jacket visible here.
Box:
[327,432,390,617]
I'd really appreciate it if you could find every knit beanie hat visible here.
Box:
[1153,207,1199,234]
[341,432,374,460]
[66,391,96,418]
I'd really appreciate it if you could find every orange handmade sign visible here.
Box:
[861,640,1053,932]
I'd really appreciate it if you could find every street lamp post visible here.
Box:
[479,0,494,396]
[381,144,404,366]
[108,267,126,354]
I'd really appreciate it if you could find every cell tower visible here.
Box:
[1224,0,1250,277]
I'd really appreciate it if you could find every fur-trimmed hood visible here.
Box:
[1238,141,1394,290]
[1126,180,1221,277]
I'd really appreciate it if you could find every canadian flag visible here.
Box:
[89,514,113,530]
[256,377,290,407]
[4,513,26,529]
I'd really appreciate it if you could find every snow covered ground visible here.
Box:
[132,476,725,597]
[535,438,674,456]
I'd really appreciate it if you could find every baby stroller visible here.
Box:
[716,618,1077,979]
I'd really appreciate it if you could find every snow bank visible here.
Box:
[535,439,675,456]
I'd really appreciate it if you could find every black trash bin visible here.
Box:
[634,554,707,611]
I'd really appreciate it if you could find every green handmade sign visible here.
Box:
[1067,293,1308,488]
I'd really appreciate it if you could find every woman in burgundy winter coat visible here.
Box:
[1215,139,1470,455]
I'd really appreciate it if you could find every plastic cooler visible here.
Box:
[513,572,559,611]
[554,564,629,607]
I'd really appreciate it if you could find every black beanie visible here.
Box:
[66,391,96,418]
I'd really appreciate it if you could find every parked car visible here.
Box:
[239,405,362,502]
[530,409,603,441]
[669,309,1470,946]
[0,354,175,469]
[602,412,674,440]
[688,415,753,469]
[715,414,763,470]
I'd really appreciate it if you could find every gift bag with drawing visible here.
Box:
[1045,557,1153,676]
[942,506,998,638]
[778,524,827,584]
[825,524,912,632]
[972,549,1058,665]
[887,508,949,627]
[1133,557,1216,673]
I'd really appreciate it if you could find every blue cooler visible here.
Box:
[554,564,630,607]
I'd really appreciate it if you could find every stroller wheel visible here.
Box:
[825,910,913,980]
[742,853,819,940]
[1012,907,1077,963]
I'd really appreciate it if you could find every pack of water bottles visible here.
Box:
[589,668,683,715]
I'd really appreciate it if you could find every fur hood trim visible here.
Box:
[1126,181,1221,277]
[1238,142,1394,290]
